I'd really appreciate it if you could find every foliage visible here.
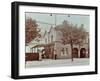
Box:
[56,20,88,61]
[59,21,87,45]
[25,18,41,43]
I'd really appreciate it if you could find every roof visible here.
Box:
[32,43,54,48]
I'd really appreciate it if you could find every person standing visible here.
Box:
[39,50,42,61]
[54,49,57,60]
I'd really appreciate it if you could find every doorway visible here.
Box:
[80,48,86,58]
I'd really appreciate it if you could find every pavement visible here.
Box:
[25,58,89,68]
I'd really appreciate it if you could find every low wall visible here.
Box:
[25,53,39,61]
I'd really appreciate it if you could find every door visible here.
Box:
[80,48,86,58]
[72,48,78,58]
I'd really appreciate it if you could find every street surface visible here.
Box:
[25,58,89,68]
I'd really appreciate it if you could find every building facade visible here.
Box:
[26,26,89,60]
[42,26,89,59]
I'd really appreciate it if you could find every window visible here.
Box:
[62,48,64,54]
[66,48,68,54]
[45,38,47,44]
[51,35,53,42]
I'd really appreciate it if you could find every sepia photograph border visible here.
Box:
[11,1,98,79]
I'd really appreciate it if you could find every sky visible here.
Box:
[25,12,90,33]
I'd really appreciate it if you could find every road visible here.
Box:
[25,58,89,68]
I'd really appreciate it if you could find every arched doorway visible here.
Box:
[72,48,78,58]
[80,48,86,58]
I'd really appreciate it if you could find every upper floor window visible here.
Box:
[51,35,53,42]
[66,48,68,54]
[45,38,47,44]
[62,48,65,54]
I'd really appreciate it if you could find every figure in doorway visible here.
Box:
[54,49,57,60]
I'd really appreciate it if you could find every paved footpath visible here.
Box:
[26,58,89,68]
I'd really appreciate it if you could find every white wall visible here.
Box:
[0,0,99,81]
[26,46,32,53]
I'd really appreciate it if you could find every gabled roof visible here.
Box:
[48,26,53,33]
[43,30,47,37]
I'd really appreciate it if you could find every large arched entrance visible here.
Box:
[72,48,78,58]
[80,48,86,58]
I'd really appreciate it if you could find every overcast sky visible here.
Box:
[25,12,89,33]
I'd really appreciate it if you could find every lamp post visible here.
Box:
[50,13,57,27]
[50,13,57,59]
[67,14,74,61]
[67,14,71,24]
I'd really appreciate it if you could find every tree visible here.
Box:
[57,20,87,61]
[25,18,41,44]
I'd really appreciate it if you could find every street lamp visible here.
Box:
[67,14,74,61]
[68,14,70,17]
[67,14,71,24]
[50,13,57,27]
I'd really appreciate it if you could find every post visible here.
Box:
[55,14,56,27]
[71,42,73,61]
[50,13,57,27]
